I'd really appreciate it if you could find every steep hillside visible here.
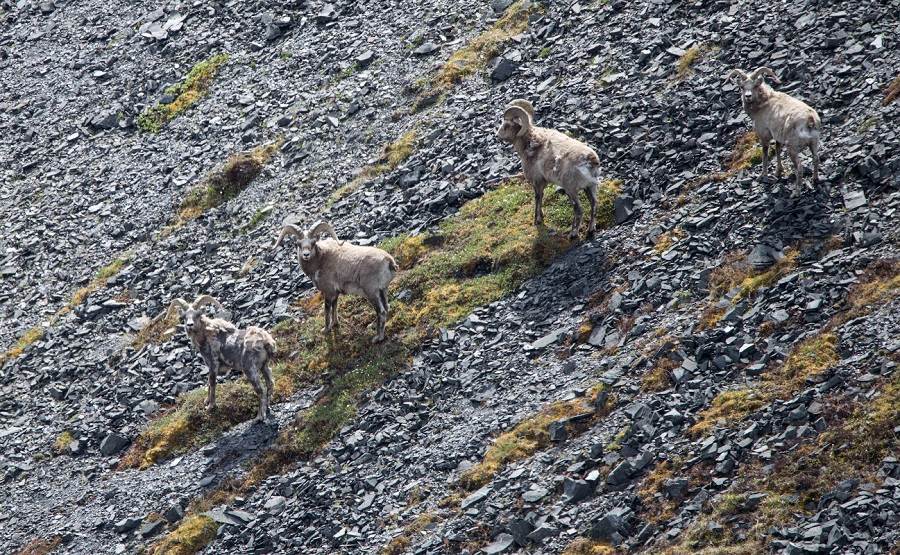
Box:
[1,0,899,554]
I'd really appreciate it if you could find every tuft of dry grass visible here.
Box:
[330,129,418,204]
[641,358,678,392]
[416,1,541,107]
[381,513,442,555]
[675,44,720,80]
[0,326,45,367]
[459,386,615,490]
[65,256,130,311]
[708,249,798,302]
[138,55,229,132]
[561,539,618,555]
[52,431,75,455]
[653,228,684,254]
[13,537,62,555]
[884,74,900,106]
[689,389,766,438]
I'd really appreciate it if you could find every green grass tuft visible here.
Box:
[137,55,229,133]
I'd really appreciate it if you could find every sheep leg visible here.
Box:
[787,145,802,197]
[585,184,598,236]
[205,361,218,410]
[566,189,583,240]
[758,137,771,182]
[244,364,267,423]
[261,361,275,420]
[774,141,784,178]
[810,141,820,184]
[369,296,387,343]
[331,295,340,329]
[532,180,547,226]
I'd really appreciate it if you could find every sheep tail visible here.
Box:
[806,114,818,130]
[388,257,399,273]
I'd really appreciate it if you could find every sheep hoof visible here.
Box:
[371,335,385,344]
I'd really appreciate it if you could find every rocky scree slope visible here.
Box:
[1,0,899,554]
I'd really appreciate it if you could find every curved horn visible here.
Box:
[725,69,748,82]
[750,67,780,84]
[506,98,534,120]
[169,297,190,314]
[307,220,343,245]
[191,295,223,311]
[273,223,306,251]
[503,105,532,138]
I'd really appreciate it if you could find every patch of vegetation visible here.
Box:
[832,258,900,326]
[330,129,418,205]
[856,116,877,134]
[769,332,838,393]
[708,249,798,302]
[653,228,684,254]
[606,425,630,452]
[689,389,766,438]
[0,326,46,367]
[241,205,272,233]
[642,358,678,392]
[126,178,620,472]
[137,55,229,133]
[560,539,617,555]
[382,513,442,555]
[460,386,615,490]
[130,308,180,351]
[675,44,719,80]
[696,304,726,331]
[178,141,280,221]
[728,130,763,172]
[66,256,130,311]
[714,492,749,517]
[415,1,542,108]
[52,431,74,455]
[149,515,217,555]
[13,537,62,555]
[884,73,900,106]
[147,178,621,555]
[538,46,552,59]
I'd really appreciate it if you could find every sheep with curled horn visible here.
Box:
[496,98,603,240]
[726,67,822,196]
[169,295,276,423]
[273,220,398,343]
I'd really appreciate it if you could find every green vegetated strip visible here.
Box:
[137,54,229,132]
[143,179,620,554]
[413,1,542,109]
[0,255,132,367]
[329,128,418,206]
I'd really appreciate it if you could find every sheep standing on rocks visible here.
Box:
[170,295,276,424]
[727,67,822,196]
[496,98,602,240]
[273,221,398,343]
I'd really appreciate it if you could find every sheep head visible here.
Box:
[274,221,342,262]
[726,67,780,110]
[170,294,223,334]
[497,105,533,143]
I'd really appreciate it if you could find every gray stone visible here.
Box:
[606,460,633,487]
[522,487,548,503]
[482,533,515,554]
[264,495,287,514]
[562,477,592,503]
[461,485,491,509]
[113,517,142,533]
[490,58,516,82]
[140,519,165,538]
[549,419,568,442]
[100,433,129,456]
[614,195,635,224]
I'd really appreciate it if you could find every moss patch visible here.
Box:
[416,1,541,107]
[137,55,229,133]
[708,249,798,302]
[642,358,678,392]
[0,326,46,367]
[130,308,180,351]
[150,515,217,555]
[653,228,684,254]
[52,431,74,455]
[459,386,615,490]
